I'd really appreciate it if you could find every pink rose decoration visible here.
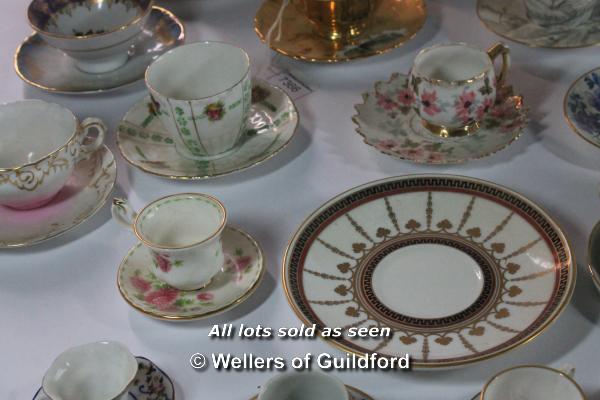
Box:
[420,90,441,116]
[376,93,397,111]
[154,253,172,273]
[197,292,214,301]
[145,288,179,310]
[455,90,477,123]
[476,97,494,121]
[397,89,415,106]
[376,139,397,151]
[130,276,151,293]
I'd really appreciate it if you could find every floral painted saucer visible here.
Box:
[0,146,116,248]
[249,385,373,400]
[117,80,298,179]
[15,7,184,94]
[353,73,527,164]
[254,0,426,62]
[477,0,600,48]
[118,227,265,321]
[565,67,600,148]
[33,356,174,400]
[283,175,575,369]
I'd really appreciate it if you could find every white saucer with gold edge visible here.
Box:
[587,220,600,294]
[250,385,372,400]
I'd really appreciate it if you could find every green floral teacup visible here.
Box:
[145,41,252,160]
[112,193,227,290]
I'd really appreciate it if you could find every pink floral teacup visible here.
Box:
[409,42,510,137]
[112,193,227,290]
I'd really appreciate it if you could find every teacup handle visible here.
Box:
[111,198,138,231]
[487,43,510,88]
[75,117,107,162]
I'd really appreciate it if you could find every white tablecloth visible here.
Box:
[2,0,600,398]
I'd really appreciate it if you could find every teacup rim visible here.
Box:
[27,0,154,40]
[258,370,349,400]
[41,341,138,400]
[479,364,587,400]
[412,42,494,86]
[144,40,251,101]
[0,100,78,172]
[133,192,228,250]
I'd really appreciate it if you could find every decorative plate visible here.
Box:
[117,80,298,179]
[0,146,116,248]
[33,356,174,400]
[254,0,426,62]
[353,73,527,164]
[587,219,600,294]
[118,226,265,321]
[15,7,185,94]
[283,175,575,369]
[477,0,600,48]
[250,385,373,400]
[564,67,600,148]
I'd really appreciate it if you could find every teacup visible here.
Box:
[27,0,153,73]
[258,371,349,400]
[0,100,106,210]
[292,0,381,41]
[42,341,138,400]
[409,42,510,138]
[145,41,251,160]
[112,193,227,290]
[523,0,595,28]
[480,365,586,400]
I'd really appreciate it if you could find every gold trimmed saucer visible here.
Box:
[15,7,184,94]
[250,385,373,400]
[254,0,426,62]
[118,226,265,321]
[0,146,116,248]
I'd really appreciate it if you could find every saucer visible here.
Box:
[564,67,600,148]
[0,146,116,248]
[254,0,426,62]
[587,220,600,294]
[477,0,600,48]
[33,356,174,400]
[250,385,373,400]
[118,226,265,320]
[15,7,184,94]
[353,73,527,164]
[283,175,575,368]
[117,80,298,179]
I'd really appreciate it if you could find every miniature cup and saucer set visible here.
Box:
[15,0,185,94]
[0,100,116,248]
[112,193,265,320]
[254,0,427,62]
[117,41,299,179]
[250,371,374,400]
[354,42,527,164]
[33,341,174,400]
[478,0,600,48]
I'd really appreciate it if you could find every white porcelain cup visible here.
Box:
[258,371,349,400]
[42,341,138,400]
[112,193,227,290]
[523,0,595,28]
[0,100,106,210]
[480,365,586,400]
[27,0,153,73]
[145,41,252,160]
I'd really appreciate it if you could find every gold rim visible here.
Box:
[248,384,373,400]
[14,7,185,94]
[281,173,576,369]
[352,73,527,165]
[0,146,117,249]
[133,193,227,250]
[27,0,154,40]
[563,66,600,149]
[476,0,600,49]
[0,100,78,172]
[253,0,427,63]
[117,226,266,321]
[116,81,300,180]
[480,365,587,399]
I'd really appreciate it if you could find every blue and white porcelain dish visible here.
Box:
[565,67,600,148]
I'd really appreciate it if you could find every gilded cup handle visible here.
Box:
[486,43,510,88]
[111,198,137,231]
[76,117,107,162]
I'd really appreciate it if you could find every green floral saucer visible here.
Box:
[118,226,265,321]
[117,81,298,179]
[353,73,527,164]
